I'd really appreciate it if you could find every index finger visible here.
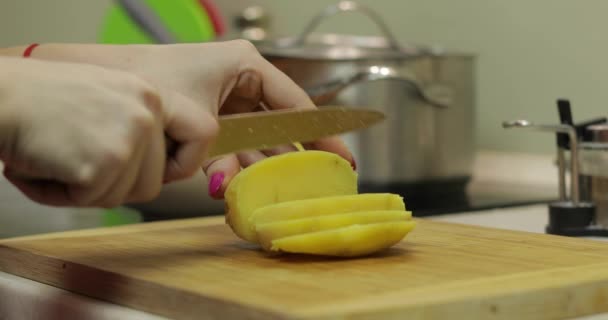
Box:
[245,55,355,165]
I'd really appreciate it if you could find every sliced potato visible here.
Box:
[225,151,357,242]
[270,221,416,257]
[251,193,405,225]
[256,210,411,250]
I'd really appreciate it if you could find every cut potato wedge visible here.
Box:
[270,221,416,257]
[225,151,357,242]
[251,193,405,225]
[256,210,411,250]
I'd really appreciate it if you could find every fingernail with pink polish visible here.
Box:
[350,158,357,171]
[208,172,225,198]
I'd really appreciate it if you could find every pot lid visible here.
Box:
[256,1,438,60]
[258,33,434,60]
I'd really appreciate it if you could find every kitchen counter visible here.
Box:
[1,150,608,319]
[0,271,166,320]
[2,204,608,320]
[432,204,608,242]
[0,150,561,238]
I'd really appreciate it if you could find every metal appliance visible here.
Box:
[254,1,476,214]
[503,99,608,237]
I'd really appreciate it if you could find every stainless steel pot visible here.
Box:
[256,1,476,187]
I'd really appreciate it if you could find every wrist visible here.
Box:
[0,43,159,75]
[29,43,154,74]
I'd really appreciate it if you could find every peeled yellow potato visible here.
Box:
[251,193,405,225]
[270,221,416,257]
[225,151,357,242]
[256,210,411,250]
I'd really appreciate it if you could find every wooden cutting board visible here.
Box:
[1,216,608,320]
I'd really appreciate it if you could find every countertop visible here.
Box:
[0,150,562,238]
[1,150,608,319]
[2,204,607,320]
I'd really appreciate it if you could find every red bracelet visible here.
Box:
[22,43,39,58]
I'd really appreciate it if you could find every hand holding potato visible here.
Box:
[15,41,354,198]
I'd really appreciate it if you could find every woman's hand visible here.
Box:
[130,41,354,197]
[0,57,218,207]
[10,41,354,199]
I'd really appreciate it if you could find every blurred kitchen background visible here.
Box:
[1,0,607,237]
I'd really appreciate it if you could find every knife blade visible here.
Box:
[166,106,385,158]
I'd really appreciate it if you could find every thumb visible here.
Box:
[161,90,219,183]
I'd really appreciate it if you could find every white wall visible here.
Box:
[0,0,112,46]
[2,0,608,154]
[252,0,608,154]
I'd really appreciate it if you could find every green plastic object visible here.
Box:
[99,0,215,44]
[102,207,142,226]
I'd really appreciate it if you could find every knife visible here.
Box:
[7,106,384,187]
[165,106,385,158]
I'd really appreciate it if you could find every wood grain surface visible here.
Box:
[1,216,608,320]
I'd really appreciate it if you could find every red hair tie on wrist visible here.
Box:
[23,43,39,58]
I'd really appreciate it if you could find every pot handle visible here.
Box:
[290,1,401,50]
[305,65,453,108]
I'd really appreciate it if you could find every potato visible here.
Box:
[224,150,417,257]
[270,221,416,257]
[256,210,411,250]
[251,193,406,226]
[225,151,357,242]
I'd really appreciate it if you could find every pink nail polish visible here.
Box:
[350,158,357,171]
[208,172,225,197]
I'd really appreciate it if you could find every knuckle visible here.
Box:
[131,108,156,132]
[201,115,220,141]
[132,81,163,114]
[196,112,220,142]
[102,144,130,169]
[140,86,163,116]
[122,73,163,116]
[73,163,96,186]
[192,115,220,157]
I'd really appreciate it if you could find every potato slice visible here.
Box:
[270,221,416,257]
[256,210,411,250]
[225,151,357,242]
[251,193,405,225]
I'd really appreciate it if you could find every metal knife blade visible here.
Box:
[166,106,385,158]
